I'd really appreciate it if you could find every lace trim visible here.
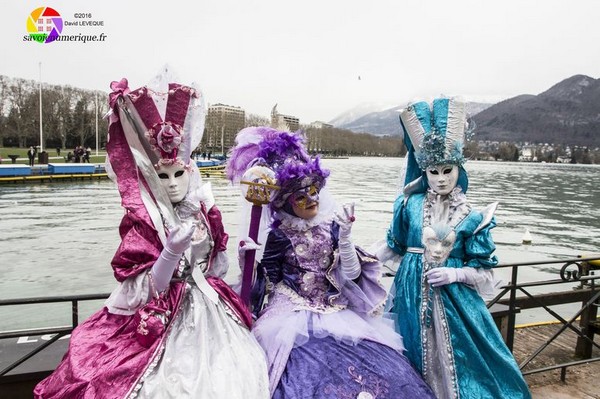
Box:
[276,210,332,232]
[275,283,346,314]
[174,199,201,220]
[220,298,247,329]
[423,187,471,230]
[127,343,165,399]
[124,284,187,398]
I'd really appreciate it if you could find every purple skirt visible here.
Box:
[273,335,435,399]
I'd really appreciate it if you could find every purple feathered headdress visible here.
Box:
[226,126,329,210]
[227,127,311,181]
[271,157,329,209]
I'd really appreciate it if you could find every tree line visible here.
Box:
[244,114,405,157]
[0,76,109,150]
[1,79,404,158]
[304,126,405,157]
[3,75,597,163]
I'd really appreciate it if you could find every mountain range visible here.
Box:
[474,75,600,147]
[331,102,493,137]
[330,75,600,148]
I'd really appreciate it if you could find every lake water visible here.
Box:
[1,158,599,330]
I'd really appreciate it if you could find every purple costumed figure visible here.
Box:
[227,127,435,399]
[34,67,269,399]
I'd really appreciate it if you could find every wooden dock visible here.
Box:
[0,173,109,183]
[0,166,226,184]
[515,322,600,398]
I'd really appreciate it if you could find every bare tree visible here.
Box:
[245,113,270,127]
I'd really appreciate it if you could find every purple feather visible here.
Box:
[226,127,309,182]
[257,131,309,167]
[226,126,279,182]
[226,125,331,213]
[271,156,330,210]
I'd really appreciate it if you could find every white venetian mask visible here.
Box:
[425,164,459,195]
[157,163,190,204]
[422,225,456,264]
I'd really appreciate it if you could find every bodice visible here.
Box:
[278,222,334,308]
[174,201,213,279]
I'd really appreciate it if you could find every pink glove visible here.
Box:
[425,267,467,288]
[151,223,195,294]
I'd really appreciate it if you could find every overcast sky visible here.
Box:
[3,0,600,123]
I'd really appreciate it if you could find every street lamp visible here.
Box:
[39,62,43,152]
[95,91,99,156]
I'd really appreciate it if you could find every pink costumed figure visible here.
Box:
[34,66,269,399]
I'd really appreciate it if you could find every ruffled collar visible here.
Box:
[425,186,464,202]
[174,198,201,221]
[424,186,471,228]
[275,210,332,232]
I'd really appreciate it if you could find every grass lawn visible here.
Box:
[0,147,107,165]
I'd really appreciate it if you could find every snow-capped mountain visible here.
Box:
[332,101,493,136]
[328,102,397,127]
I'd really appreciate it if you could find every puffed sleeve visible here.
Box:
[105,271,151,315]
[206,204,228,253]
[251,228,291,316]
[465,215,499,269]
[111,210,162,282]
[386,195,409,256]
[260,228,290,285]
[205,203,229,278]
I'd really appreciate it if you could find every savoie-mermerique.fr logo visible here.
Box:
[26,7,63,43]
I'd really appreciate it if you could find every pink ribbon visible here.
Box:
[109,78,130,109]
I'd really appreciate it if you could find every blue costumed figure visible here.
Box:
[227,127,436,399]
[378,98,531,399]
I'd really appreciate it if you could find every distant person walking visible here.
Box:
[56,147,61,156]
[27,146,35,167]
[85,147,92,163]
[74,146,83,163]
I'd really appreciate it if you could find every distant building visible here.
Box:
[271,104,299,132]
[519,145,536,162]
[310,121,333,129]
[204,103,245,153]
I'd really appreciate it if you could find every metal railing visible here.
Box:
[486,255,600,379]
[1,256,599,381]
[0,293,109,377]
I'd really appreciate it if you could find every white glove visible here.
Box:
[238,237,261,286]
[374,242,397,264]
[335,203,355,241]
[334,203,361,280]
[425,267,467,288]
[151,223,195,294]
[238,237,261,262]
